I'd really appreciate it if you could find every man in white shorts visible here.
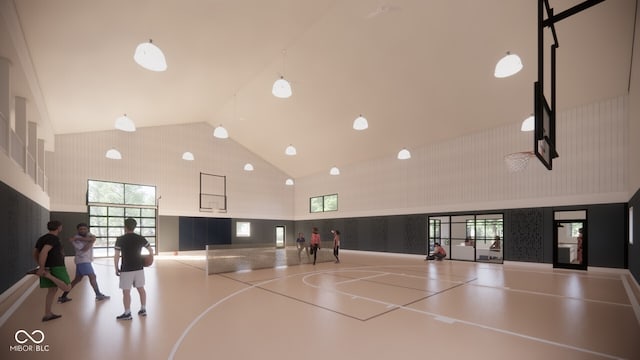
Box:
[113,218,153,320]
[58,223,110,303]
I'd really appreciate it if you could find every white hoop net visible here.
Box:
[504,152,533,172]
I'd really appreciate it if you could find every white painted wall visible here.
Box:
[48,123,294,220]
[0,10,49,208]
[294,96,629,220]
[0,150,49,208]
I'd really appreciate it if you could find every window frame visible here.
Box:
[309,193,338,213]
[87,179,158,257]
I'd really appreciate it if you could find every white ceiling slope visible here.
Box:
[8,0,637,178]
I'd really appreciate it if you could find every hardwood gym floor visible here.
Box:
[1,250,639,360]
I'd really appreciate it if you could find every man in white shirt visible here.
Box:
[58,223,110,303]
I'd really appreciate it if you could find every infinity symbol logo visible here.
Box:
[15,329,45,344]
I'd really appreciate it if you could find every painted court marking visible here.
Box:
[168,265,624,360]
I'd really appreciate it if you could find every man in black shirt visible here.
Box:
[113,218,153,320]
[33,220,72,321]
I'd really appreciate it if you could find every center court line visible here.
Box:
[168,265,620,360]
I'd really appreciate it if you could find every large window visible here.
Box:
[236,222,251,237]
[430,213,503,263]
[310,194,338,213]
[87,180,157,257]
[468,217,503,246]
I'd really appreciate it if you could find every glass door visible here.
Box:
[275,226,285,248]
[428,217,448,258]
[554,211,587,270]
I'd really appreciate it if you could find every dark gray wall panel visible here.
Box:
[587,204,626,268]
[179,217,231,250]
[504,208,545,263]
[158,215,179,252]
[628,188,640,284]
[0,181,49,294]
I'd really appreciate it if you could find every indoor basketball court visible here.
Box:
[2,250,638,359]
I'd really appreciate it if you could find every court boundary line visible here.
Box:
[621,274,640,326]
[469,282,635,308]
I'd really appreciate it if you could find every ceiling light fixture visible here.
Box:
[182,152,195,161]
[353,115,369,131]
[105,149,122,160]
[397,148,411,160]
[285,145,297,156]
[272,76,292,99]
[115,114,136,132]
[329,166,340,175]
[213,125,229,139]
[521,114,534,131]
[272,50,292,98]
[494,51,523,78]
[134,39,167,72]
[285,178,294,186]
[244,163,254,171]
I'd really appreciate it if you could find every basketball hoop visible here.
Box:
[504,151,534,172]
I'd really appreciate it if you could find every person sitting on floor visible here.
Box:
[433,243,447,261]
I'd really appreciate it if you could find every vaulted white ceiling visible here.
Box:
[3,0,637,178]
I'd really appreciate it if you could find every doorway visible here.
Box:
[554,210,587,270]
[275,226,285,248]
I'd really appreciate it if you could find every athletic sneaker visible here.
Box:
[57,296,72,303]
[116,312,132,320]
[96,294,110,301]
[138,309,147,317]
[25,266,40,275]
[42,314,62,322]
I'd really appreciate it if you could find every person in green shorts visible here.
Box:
[33,220,72,322]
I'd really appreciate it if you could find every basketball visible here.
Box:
[143,254,154,267]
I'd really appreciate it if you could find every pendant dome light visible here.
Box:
[272,50,292,98]
[521,114,534,131]
[397,148,411,160]
[213,125,229,139]
[285,144,297,156]
[494,52,523,78]
[272,77,292,98]
[134,39,167,72]
[181,152,195,161]
[105,149,122,160]
[353,115,369,131]
[115,114,136,132]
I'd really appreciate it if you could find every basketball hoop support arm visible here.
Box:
[537,0,605,164]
